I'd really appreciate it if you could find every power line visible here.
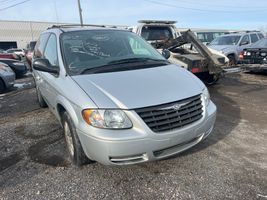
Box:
[0,0,31,11]
[144,0,267,13]
[0,0,19,4]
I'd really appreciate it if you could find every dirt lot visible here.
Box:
[0,72,267,200]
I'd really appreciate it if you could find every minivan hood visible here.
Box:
[72,64,204,109]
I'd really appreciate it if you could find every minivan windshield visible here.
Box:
[210,35,241,45]
[61,30,167,75]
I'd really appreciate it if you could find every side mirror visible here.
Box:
[162,49,171,59]
[33,58,59,74]
[240,41,249,46]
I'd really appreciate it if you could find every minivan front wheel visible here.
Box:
[61,112,93,166]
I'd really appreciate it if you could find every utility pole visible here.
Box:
[77,0,83,26]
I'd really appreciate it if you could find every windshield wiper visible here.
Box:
[79,58,169,75]
[108,57,168,65]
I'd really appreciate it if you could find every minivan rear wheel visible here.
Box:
[61,111,93,166]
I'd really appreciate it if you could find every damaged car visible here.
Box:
[131,20,228,85]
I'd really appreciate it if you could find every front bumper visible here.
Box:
[1,71,15,88]
[11,64,27,76]
[77,101,217,165]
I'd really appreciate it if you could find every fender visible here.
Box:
[224,51,238,59]
[55,95,79,126]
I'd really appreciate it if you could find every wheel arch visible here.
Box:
[226,52,237,60]
[56,96,79,127]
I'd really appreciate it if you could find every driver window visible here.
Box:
[44,34,58,67]
[240,35,250,45]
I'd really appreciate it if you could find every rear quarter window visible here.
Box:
[250,34,259,43]
[258,33,264,39]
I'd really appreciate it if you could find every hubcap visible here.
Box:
[64,122,74,157]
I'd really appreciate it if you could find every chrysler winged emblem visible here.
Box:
[159,101,191,111]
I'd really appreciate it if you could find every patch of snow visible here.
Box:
[26,72,32,76]
[257,194,267,199]
[14,82,31,89]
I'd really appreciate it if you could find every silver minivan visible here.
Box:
[32,26,217,166]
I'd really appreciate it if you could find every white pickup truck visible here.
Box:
[130,20,228,85]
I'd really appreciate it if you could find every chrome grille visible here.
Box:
[135,94,203,133]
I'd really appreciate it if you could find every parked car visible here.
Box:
[0,62,15,93]
[6,48,25,58]
[0,52,19,60]
[0,59,27,78]
[25,41,37,70]
[131,20,228,85]
[243,38,267,64]
[208,31,264,66]
[32,25,217,166]
[240,38,267,72]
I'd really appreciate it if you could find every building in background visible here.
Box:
[0,20,57,50]
[0,20,128,50]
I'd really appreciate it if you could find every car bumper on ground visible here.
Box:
[77,101,217,165]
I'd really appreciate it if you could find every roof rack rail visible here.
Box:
[47,24,107,30]
[245,30,260,33]
[138,20,177,25]
[47,24,131,30]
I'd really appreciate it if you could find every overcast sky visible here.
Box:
[1,0,267,30]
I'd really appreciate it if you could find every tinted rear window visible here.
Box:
[141,26,172,41]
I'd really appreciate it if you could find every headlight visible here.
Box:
[82,109,132,129]
[261,52,266,57]
[202,87,210,106]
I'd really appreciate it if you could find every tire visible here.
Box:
[227,55,236,67]
[36,87,47,108]
[0,79,5,94]
[61,111,92,166]
[204,73,219,86]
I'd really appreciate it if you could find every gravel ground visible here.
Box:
[0,72,267,200]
